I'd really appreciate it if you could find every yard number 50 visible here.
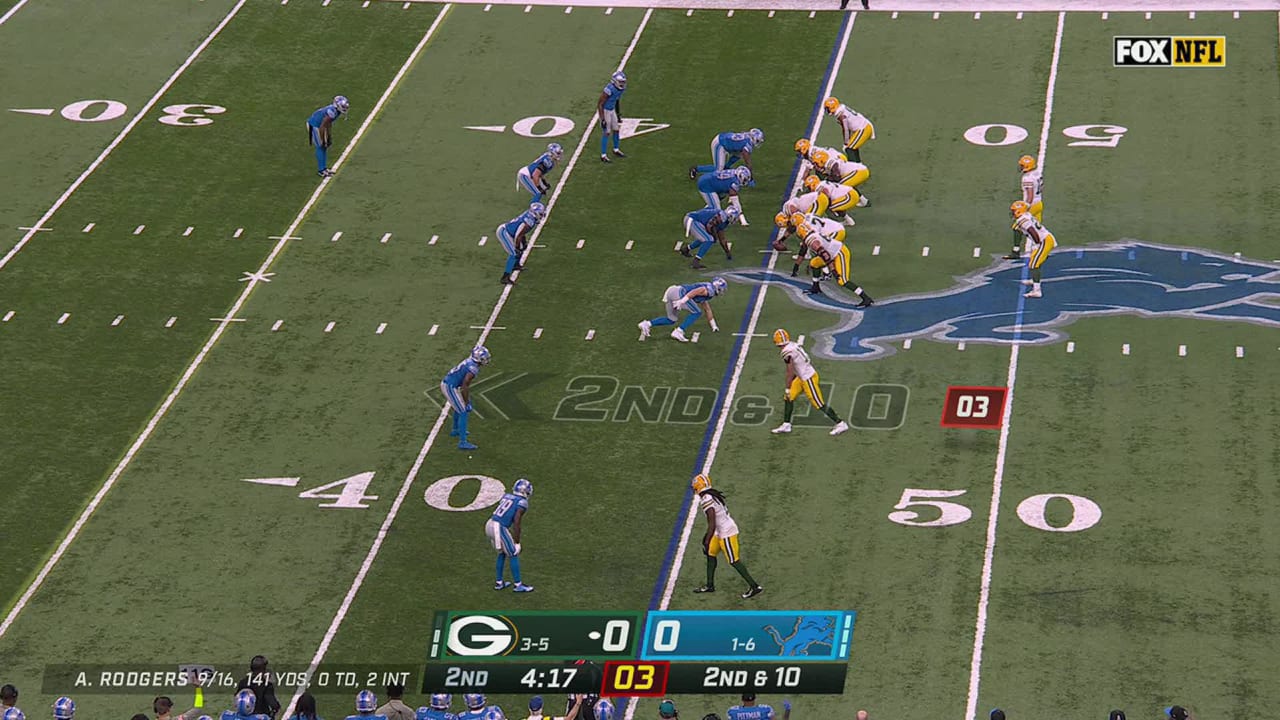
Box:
[889,488,1102,532]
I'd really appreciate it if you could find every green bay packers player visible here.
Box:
[793,138,847,180]
[811,149,870,206]
[822,97,875,162]
[804,175,859,226]
[796,220,874,308]
[787,212,844,277]
[1011,200,1056,298]
[692,474,763,599]
[1006,155,1044,260]
[771,329,850,436]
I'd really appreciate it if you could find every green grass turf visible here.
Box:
[0,0,243,232]
[0,0,436,641]
[2,7,1280,720]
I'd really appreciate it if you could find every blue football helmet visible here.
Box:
[547,143,563,160]
[594,700,615,720]
[471,346,491,366]
[430,695,452,711]
[482,708,505,720]
[611,71,627,89]
[749,128,764,145]
[53,698,76,720]
[334,95,350,113]
[513,478,533,498]
[464,694,486,711]
[235,690,257,716]
[528,698,544,713]
[356,690,377,713]
[2,710,24,720]
[711,277,728,296]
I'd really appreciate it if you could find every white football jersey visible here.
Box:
[1012,212,1050,243]
[780,341,817,381]
[802,213,844,239]
[834,104,871,136]
[784,191,820,217]
[699,492,740,538]
[1021,169,1043,204]
[806,233,844,262]
[825,157,867,179]
[818,180,854,203]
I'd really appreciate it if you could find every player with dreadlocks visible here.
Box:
[691,474,764,599]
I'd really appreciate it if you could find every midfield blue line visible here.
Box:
[645,10,857,612]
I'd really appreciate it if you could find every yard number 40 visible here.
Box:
[889,488,1102,532]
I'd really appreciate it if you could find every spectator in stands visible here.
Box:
[236,657,281,720]
[376,685,413,720]
[155,696,202,720]
[288,694,321,720]
[0,685,17,712]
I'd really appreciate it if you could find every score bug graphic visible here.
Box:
[940,386,1008,429]
[431,611,640,660]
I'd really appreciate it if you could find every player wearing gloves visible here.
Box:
[638,277,727,343]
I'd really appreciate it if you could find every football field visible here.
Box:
[2,1,1279,719]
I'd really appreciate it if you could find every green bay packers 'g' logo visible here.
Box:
[446,615,519,656]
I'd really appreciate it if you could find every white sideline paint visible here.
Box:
[1122,342,1131,355]
[1,311,12,322]
[282,13,654,720]
[963,12,1063,720]
[0,0,31,26]
[403,0,1280,9]
[0,3,455,645]
[0,0,249,272]
[648,19,858,720]
[1236,345,1245,358]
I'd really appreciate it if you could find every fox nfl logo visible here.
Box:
[1114,36,1226,67]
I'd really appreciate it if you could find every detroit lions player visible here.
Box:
[694,167,753,225]
[690,129,763,177]
[2,711,22,720]
[52,698,75,720]
[518,144,563,203]
[681,206,739,270]
[222,691,270,720]
[457,696,502,720]
[442,346,491,451]
[306,95,349,177]
[637,277,727,343]
[345,692,387,720]
[497,202,546,285]
[487,479,534,592]
[597,71,627,162]
[416,696,454,720]
[727,697,789,720]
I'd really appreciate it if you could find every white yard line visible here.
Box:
[0,0,30,26]
[281,9,654,718]
[962,12,1064,720]
[0,3,455,644]
[0,0,249,271]
[401,0,1273,9]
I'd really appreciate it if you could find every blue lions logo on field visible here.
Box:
[726,241,1280,360]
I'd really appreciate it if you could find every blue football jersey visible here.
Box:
[418,711,454,720]
[344,715,387,720]
[526,152,556,175]
[444,357,481,388]
[601,82,625,110]
[718,131,754,154]
[697,170,741,195]
[502,210,538,239]
[687,208,730,233]
[491,493,529,528]
[308,104,342,127]
[679,281,718,300]
[222,713,270,720]
[727,707,774,720]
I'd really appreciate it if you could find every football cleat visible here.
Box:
[334,95,350,113]
[1011,200,1031,217]
[638,320,652,340]
[671,328,689,343]
[594,700,616,720]
[823,96,840,114]
[803,175,821,192]
[690,258,706,270]
[356,691,378,714]
[830,421,850,436]
[600,154,611,163]
[771,422,793,434]
[1003,252,1021,261]
[693,585,715,593]
[513,478,533,498]
[471,345,491,365]
[1018,154,1036,172]
[464,695,487,711]
[494,581,512,590]
[749,128,764,145]
[318,169,335,178]
[236,690,257,716]
[679,244,691,257]
[774,212,790,228]
[1024,288,1043,298]
[430,695,452,712]
[513,583,535,593]
[692,474,712,493]
[459,440,478,451]
[612,148,626,158]
[611,71,627,89]
[794,138,812,155]
[53,698,76,720]
[772,329,791,346]
[711,277,728,295]
[741,585,765,599]
[688,166,698,180]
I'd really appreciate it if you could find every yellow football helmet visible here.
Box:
[772,329,791,347]
[691,474,712,493]
[794,138,812,155]
[1018,155,1036,172]
[1011,200,1031,217]
[811,149,830,168]
[796,222,813,238]
[774,212,791,228]
[803,175,821,192]
[823,97,841,115]
[789,212,806,227]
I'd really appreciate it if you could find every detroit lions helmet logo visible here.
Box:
[724,241,1280,360]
